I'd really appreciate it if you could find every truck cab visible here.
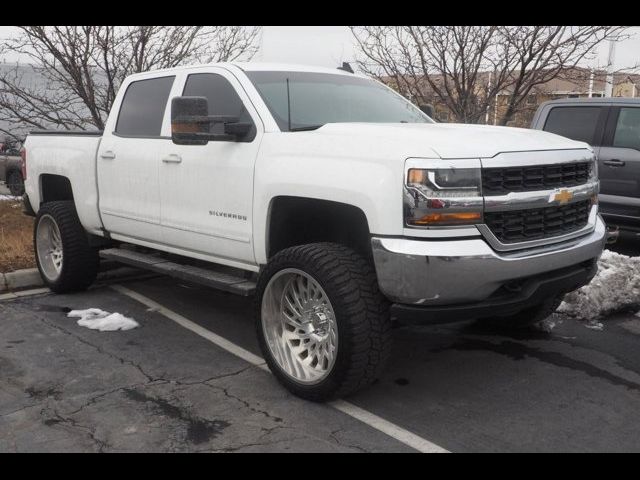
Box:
[23,63,607,401]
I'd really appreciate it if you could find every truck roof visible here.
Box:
[540,97,640,105]
[125,62,362,80]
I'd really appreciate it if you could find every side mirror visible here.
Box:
[171,96,253,145]
[171,96,212,145]
[419,104,435,118]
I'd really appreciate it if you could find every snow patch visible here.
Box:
[558,250,640,322]
[0,194,20,201]
[584,322,604,331]
[68,308,139,331]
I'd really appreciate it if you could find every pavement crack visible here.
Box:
[329,428,371,453]
[40,407,111,452]
[36,314,160,383]
[172,365,254,388]
[206,384,285,424]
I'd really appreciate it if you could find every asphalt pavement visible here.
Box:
[2,272,640,452]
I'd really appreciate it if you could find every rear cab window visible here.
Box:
[543,106,604,145]
[115,76,175,137]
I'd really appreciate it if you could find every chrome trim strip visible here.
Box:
[402,226,481,238]
[480,149,594,168]
[477,204,599,252]
[483,181,598,212]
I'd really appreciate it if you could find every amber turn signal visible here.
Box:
[411,212,482,225]
[407,169,427,184]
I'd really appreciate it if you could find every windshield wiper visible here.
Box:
[289,125,324,132]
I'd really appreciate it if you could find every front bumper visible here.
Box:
[371,214,607,309]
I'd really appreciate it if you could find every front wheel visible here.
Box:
[34,201,99,293]
[255,243,391,401]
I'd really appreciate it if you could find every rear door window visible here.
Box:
[116,76,175,137]
[612,107,640,150]
[543,106,603,144]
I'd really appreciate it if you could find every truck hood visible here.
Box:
[311,122,590,159]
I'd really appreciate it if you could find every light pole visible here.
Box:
[604,39,616,97]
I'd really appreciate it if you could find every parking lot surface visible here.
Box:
[2,269,640,452]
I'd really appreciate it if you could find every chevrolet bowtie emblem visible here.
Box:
[553,189,573,204]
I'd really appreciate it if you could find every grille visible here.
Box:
[484,200,591,243]
[482,162,591,196]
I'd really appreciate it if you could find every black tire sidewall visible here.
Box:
[34,201,98,293]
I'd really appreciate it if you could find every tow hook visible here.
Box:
[606,225,620,245]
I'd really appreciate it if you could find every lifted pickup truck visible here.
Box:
[23,63,606,400]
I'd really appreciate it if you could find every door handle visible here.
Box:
[603,159,626,167]
[100,151,116,160]
[162,154,182,164]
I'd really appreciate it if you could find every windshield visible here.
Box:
[245,71,433,131]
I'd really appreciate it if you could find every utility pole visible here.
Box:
[605,39,616,97]
[588,68,594,98]
[485,70,492,124]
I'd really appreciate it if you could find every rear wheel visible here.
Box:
[7,170,24,196]
[34,201,99,293]
[255,243,391,401]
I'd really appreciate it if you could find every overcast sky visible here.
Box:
[1,26,639,71]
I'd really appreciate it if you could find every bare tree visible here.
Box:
[352,26,516,124]
[351,26,629,125]
[496,26,628,125]
[0,26,261,138]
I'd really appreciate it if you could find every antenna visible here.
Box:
[337,62,354,74]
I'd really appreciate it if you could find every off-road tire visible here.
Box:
[34,201,99,293]
[7,170,24,196]
[255,243,391,401]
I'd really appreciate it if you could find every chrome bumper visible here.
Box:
[371,215,607,306]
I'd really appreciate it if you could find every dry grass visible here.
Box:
[0,200,35,272]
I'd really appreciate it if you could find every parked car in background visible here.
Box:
[0,138,25,196]
[532,98,640,232]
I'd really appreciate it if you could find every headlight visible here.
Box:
[404,159,483,227]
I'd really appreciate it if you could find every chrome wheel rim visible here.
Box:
[36,214,63,282]
[261,268,338,385]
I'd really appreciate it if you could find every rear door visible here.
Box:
[97,75,175,244]
[597,106,640,219]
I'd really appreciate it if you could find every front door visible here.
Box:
[598,106,640,220]
[159,68,262,267]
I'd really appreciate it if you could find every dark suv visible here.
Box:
[532,98,640,231]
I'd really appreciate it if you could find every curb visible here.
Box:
[0,264,152,293]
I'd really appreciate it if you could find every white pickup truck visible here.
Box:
[23,63,606,400]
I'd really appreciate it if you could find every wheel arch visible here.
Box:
[264,196,372,261]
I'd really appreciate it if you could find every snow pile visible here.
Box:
[0,194,20,201]
[558,250,640,322]
[67,308,140,331]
